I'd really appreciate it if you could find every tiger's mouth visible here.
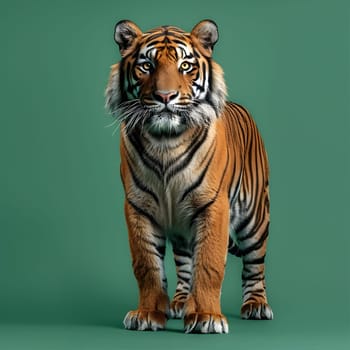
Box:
[145,110,188,137]
[145,101,192,114]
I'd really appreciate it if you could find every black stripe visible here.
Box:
[190,148,230,228]
[206,59,215,107]
[229,174,242,207]
[230,103,249,144]
[165,30,185,37]
[130,43,142,59]
[228,244,242,257]
[179,143,216,202]
[178,276,191,284]
[242,273,264,282]
[165,128,208,182]
[164,128,202,168]
[252,129,262,215]
[119,64,128,102]
[144,248,162,260]
[145,35,166,44]
[174,291,189,298]
[233,102,251,116]
[174,259,184,267]
[128,133,163,179]
[178,270,192,278]
[120,164,126,191]
[154,233,166,241]
[173,249,192,259]
[239,228,269,256]
[244,128,256,214]
[177,284,190,291]
[193,81,205,92]
[235,214,252,233]
[139,236,165,259]
[193,48,201,58]
[157,245,166,257]
[127,158,160,205]
[228,236,234,248]
[237,218,257,241]
[125,62,135,96]
[244,255,266,265]
[202,61,207,94]
[239,215,268,242]
[226,118,241,202]
[197,137,216,168]
[243,289,265,297]
[246,204,268,242]
[228,237,242,256]
[127,199,161,229]
[172,39,188,46]
[242,276,265,286]
[190,198,216,228]
[227,162,237,200]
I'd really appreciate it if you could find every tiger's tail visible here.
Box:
[228,236,242,257]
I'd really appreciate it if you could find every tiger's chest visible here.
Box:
[154,172,195,233]
[121,126,217,234]
[128,150,201,231]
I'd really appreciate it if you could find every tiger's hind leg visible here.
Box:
[169,243,193,319]
[239,229,273,320]
[233,199,273,320]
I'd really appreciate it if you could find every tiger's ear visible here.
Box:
[191,20,218,57]
[114,20,142,56]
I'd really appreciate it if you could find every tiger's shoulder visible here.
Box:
[221,101,257,131]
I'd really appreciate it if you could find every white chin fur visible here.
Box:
[147,113,186,135]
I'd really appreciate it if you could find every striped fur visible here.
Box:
[106,20,273,334]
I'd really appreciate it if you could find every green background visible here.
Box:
[0,0,349,349]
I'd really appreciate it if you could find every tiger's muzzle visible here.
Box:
[153,90,179,105]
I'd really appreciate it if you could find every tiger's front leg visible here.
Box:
[184,195,230,334]
[123,201,169,331]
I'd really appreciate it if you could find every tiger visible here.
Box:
[105,19,273,334]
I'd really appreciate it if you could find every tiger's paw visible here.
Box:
[241,302,273,320]
[123,310,167,331]
[169,300,186,319]
[184,312,229,334]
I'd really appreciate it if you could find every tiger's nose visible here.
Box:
[153,90,178,104]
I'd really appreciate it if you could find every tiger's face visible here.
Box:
[106,20,227,137]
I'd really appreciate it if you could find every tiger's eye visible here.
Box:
[180,62,191,71]
[142,62,151,71]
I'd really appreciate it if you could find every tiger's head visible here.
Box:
[106,20,227,137]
